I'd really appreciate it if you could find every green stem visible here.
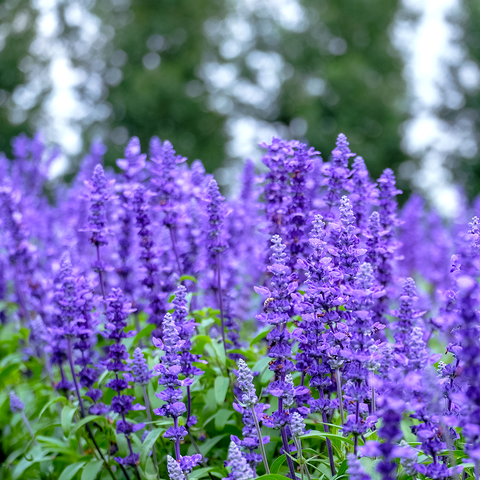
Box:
[251,406,270,474]
[142,386,160,480]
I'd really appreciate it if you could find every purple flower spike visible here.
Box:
[347,454,371,480]
[236,359,258,407]
[167,456,185,480]
[132,347,152,386]
[225,441,254,480]
[324,133,355,209]
[290,411,306,438]
[10,392,25,413]
[117,136,146,181]
[348,156,377,229]
[85,164,114,247]
[206,179,227,255]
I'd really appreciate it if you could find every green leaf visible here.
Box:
[198,434,228,456]
[256,475,292,480]
[38,396,67,421]
[12,449,53,480]
[62,406,77,436]
[214,409,233,430]
[252,356,270,375]
[58,461,86,480]
[133,324,155,344]
[81,460,103,480]
[211,340,226,368]
[270,455,287,474]
[70,415,103,435]
[214,376,229,405]
[189,467,216,479]
[180,274,198,283]
[249,327,270,347]
[140,428,163,469]
[301,431,354,446]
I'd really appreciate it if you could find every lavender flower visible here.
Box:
[104,288,144,468]
[254,235,297,478]
[131,347,152,386]
[233,359,270,473]
[167,456,185,480]
[260,137,295,238]
[285,142,319,266]
[84,164,114,297]
[153,312,202,472]
[347,454,371,480]
[10,392,25,413]
[225,441,254,480]
[348,156,377,230]
[85,164,113,248]
[324,133,355,210]
[206,179,227,255]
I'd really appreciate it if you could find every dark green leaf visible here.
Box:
[140,428,163,469]
[62,406,77,436]
[71,415,104,435]
[58,461,86,480]
[81,460,103,480]
[133,324,156,344]
[214,376,229,405]
[270,455,287,474]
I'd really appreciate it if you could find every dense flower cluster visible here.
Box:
[2,130,480,480]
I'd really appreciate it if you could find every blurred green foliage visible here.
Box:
[0,0,407,180]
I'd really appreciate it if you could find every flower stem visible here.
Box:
[335,369,344,426]
[96,244,106,300]
[251,406,270,474]
[169,227,182,275]
[216,252,228,360]
[279,395,296,479]
[320,390,335,476]
[173,417,181,460]
[142,386,160,480]
[21,412,36,443]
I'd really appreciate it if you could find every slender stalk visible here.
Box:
[186,386,192,425]
[250,406,270,474]
[319,390,335,476]
[21,412,37,443]
[173,417,181,460]
[142,386,160,480]
[96,245,106,300]
[169,227,182,275]
[113,372,140,480]
[66,339,116,480]
[215,252,228,359]
[335,369,344,426]
[279,395,296,479]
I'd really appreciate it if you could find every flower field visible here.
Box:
[0,132,478,480]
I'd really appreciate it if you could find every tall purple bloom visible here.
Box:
[104,288,145,470]
[324,133,355,212]
[116,137,146,299]
[285,142,319,267]
[171,285,205,428]
[132,185,172,333]
[205,179,229,353]
[152,312,202,474]
[232,359,270,474]
[348,156,377,230]
[254,235,297,478]
[260,137,295,238]
[84,164,114,298]
[150,139,186,273]
[74,277,107,414]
